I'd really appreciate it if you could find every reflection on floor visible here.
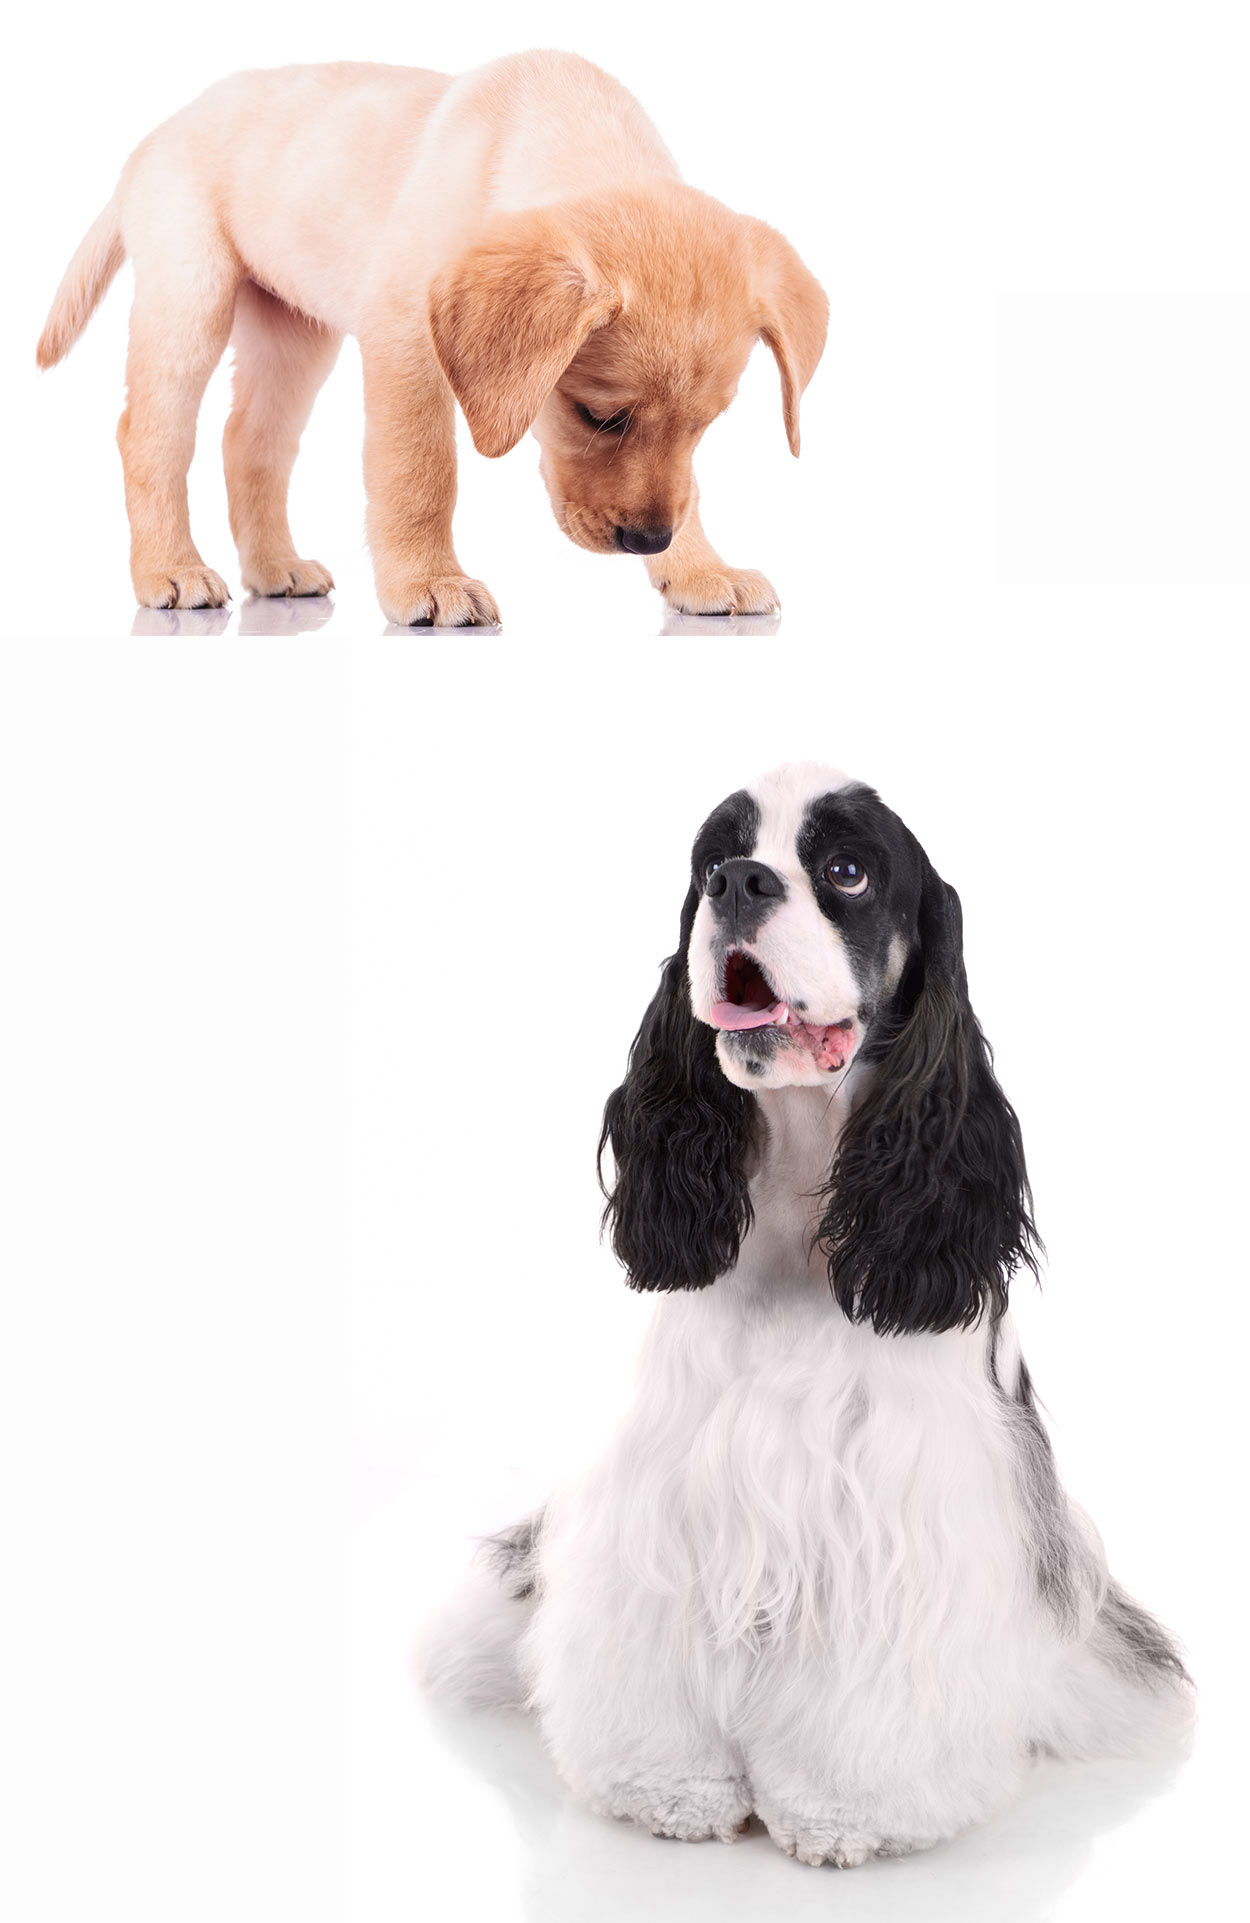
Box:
[122,598,786,639]
[130,604,233,638]
[130,595,337,638]
[237,594,337,636]
[419,1696,1190,1923]
[660,611,782,638]
[381,619,503,637]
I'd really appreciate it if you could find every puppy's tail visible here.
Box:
[36,197,126,369]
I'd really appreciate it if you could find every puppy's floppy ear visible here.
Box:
[599,887,754,1292]
[428,211,620,457]
[748,220,828,456]
[819,852,1040,1334]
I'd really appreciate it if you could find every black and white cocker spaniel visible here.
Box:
[423,762,1192,1867]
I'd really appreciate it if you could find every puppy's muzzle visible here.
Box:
[615,524,673,555]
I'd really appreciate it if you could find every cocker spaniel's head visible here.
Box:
[685,768,925,1092]
[600,764,1039,1335]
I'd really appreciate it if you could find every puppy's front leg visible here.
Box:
[360,329,500,628]
[644,480,779,616]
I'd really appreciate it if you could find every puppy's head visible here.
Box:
[427,184,827,554]
[600,764,1039,1332]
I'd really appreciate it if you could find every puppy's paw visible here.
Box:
[593,1774,752,1843]
[378,573,500,628]
[133,566,231,611]
[243,556,335,598]
[656,567,779,617]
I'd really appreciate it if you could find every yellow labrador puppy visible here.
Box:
[38,52,827,624]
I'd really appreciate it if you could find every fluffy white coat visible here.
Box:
[422,767,1192,1867]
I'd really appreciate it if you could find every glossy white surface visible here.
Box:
[3,5,1249,1921]
[353,1491,1238,1923]
[9,6,1250,637]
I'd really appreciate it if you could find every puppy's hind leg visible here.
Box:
[117,224,240,611]
[223,282,341,598]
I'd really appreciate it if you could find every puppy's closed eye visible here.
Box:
[574,401,632,434]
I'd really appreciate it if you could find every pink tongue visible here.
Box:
[710,999,789,1030]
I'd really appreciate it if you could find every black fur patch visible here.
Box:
[480,1511,545,1601]
[598,790,761,1291]
[988,1349,1190,1675]
[796,781,929,1007]
[1099,1577,1191,1684]
[809,786,1041,1334]
[691,788,761,882]
[994,1351,1085,1627]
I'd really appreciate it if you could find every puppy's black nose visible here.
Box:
[706,859,787,938]
[616,524,673,555]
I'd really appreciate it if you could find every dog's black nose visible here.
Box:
[616,524,673,555]
[706,859,787,938]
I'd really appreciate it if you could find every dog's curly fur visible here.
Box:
[422,763,1192,1867]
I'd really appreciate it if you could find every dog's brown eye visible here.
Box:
[704,857,724,884]
[826,858,869,896]
[575,401,631,434]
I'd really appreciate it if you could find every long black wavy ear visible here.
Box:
[598,887,755,1291]
[819,859,1041,1334]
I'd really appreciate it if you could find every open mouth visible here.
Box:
[711,951,855,1073]
[713,951,784,1027]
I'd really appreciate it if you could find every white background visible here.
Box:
[2,3,1248,1920]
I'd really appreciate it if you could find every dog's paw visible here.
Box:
[378,573,501,628]
[773,1830,873,1868]
[593,1774,752,1843]
[760,1805,929,1868]
[243,556,335,598]
[656,566,779,616]
[133,566,231,611]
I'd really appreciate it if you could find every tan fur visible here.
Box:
[37,53,827,622]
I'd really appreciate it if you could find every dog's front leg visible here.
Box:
[528,1601,751,1841]
[644,479,780,616]
[523,1506,751,1842]
[360,327,500,628]
[742,1633,1026,1867]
